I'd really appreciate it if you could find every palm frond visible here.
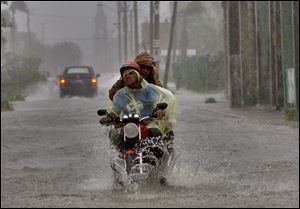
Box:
[9,1,29,13]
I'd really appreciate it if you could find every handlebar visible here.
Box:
[97,109,107,116]
[156,102,168,110]
[97,102,168,125]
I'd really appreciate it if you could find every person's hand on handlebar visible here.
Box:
[99,116,113,125]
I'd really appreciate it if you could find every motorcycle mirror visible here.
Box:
[156,102,168,110]
[97,109,107,116]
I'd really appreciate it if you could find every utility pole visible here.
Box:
[117,2,122,66]
[95,2,109,72]
[134,1,139,55]
[228,1,242,107]
[41,23,45,45]
[123,1,128,61]
[27,10,32,54]
[163,1,177,89]
[10,9,17,53]
[153,1,160,70]
[150,1,154,54]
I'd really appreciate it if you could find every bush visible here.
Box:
[286,110,299,122]
[1,87,25,101]
[205,97,217,103]
[1,55,46,89]
[1,100,13,111]
[179,53,224,92]
[1,54,46,111]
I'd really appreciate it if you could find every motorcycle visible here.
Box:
[97,103,175,186]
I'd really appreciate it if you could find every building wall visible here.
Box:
[141,21,170,51]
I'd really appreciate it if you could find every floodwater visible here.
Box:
[1,73,299,207]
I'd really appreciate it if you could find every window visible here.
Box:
[67,67,90,74]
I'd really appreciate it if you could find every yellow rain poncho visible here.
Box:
[108,79,177,135]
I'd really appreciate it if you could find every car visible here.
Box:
[59,66,100,98]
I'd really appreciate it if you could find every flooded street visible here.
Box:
[1,74,299,208]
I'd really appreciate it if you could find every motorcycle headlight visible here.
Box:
[124,123,139,138]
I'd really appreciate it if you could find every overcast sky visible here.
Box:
[12,1,171,43]
[7,1,170,64]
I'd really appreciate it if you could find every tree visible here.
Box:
[177,2,223,57]
[49,42,82,74]
[177,1,206,59]
[9,1,28,13]
[9,1,31,53]
[1,1,11,47]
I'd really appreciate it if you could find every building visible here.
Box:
[141,20,196,71]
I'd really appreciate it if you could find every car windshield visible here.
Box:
[67,67,90,74]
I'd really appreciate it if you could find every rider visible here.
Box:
[108,51,162,101]
[100,61,177,152]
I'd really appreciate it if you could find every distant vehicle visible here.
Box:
[59,66,100,98]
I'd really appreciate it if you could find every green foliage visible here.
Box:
[1,100,13,111]
[179,53,224,92]
[1,86,25,102]
[9,1,29,13]
[178,1,206,19]
[1,2,11,46]
[1,55,46,89]
[1,9,10,28]
[177,2,223,55]
[1,54,47,111]
[286,110,299,122]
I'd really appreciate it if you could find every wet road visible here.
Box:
[1,75,299,207]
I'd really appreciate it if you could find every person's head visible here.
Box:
[120,61,142,88]
[134,51,156,79]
